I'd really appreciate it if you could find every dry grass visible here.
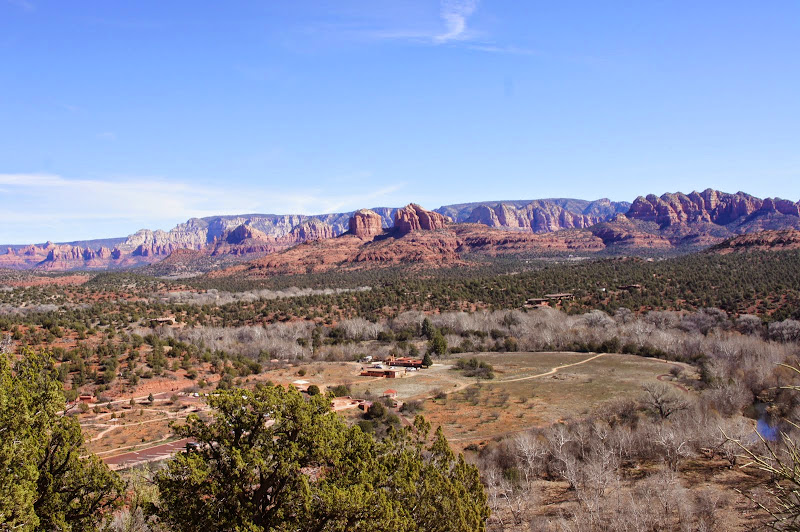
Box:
[420,352,686,447]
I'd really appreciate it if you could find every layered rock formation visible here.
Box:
[0,241,134,270]
[3,189,800,272]
[287,220,335,242]
[615,189,800,246]
[589,215,673,249]
[711,230,800,254]
[224,224,270,245]
[349,210,385,239]
[207,224,277,257]
[436,198,630,224]
[223,223,607,279]
[394,204,450,234]
[626,189,800,228]
[466,200,609,233]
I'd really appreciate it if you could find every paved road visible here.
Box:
[103,438,193,470]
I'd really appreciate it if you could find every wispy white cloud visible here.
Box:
[0,173,407,243]
[435,0,479,43]
[467,44,542,56]
[344,0,481,46]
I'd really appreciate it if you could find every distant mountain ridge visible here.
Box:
[1,189,798,271]
[436,198,630,223]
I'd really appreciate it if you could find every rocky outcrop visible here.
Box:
[624,189,799,228]
[589,215,673,249]
[466,200,611,233]
[438,198,629,224]
[5,190,800,271]
[208,224,276,257]
[288,220,335,242]
[8,242,139,271]
[761,198,800,217]
[711,230,800,254]
[116,211,395,260]
[224,222,617,279]
[394,204,450,234]
[224,224,270,245]
[349,210,384,239]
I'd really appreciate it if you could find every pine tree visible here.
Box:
[0,350,122,530]
[421,317,435,339]
[428,331,448,357]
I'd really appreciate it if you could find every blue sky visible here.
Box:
[1,1,799,243]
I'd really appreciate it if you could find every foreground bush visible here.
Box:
[154,385,490,531]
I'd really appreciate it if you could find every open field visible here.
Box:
[417,352,689,446]
[81,352,686,464]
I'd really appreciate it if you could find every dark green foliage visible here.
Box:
[330,384,351,397]
[428,331,448,357]
[421,318,435,339]
[365,400,386,420]
[454,358,495,379]
[0,350,123,530]
[154,387,489,531]
[400,400,423,414]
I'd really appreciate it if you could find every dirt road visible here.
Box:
[103,438,193,470]
[490,353,607,383]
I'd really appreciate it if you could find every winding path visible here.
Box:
[489,352,607,384]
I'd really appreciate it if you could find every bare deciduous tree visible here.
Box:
[641,382,689,420]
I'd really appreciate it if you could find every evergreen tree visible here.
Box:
[0,349,122,530]
[421,317,435,339]
[428,331,448,357]
[154,386,489,531]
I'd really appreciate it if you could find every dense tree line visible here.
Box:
[2,251,799,344]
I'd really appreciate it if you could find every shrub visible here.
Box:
[330,384,351,397]
[454,357,495,379]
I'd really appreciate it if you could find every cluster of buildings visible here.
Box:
[359,355,425,379]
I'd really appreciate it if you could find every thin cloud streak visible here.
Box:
[349,0,480,46]
[467,44,542,56]
[0,174,407,243]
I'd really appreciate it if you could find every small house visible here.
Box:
[544,293,575,302]
[387,356,424,368]
[359,369,400,378]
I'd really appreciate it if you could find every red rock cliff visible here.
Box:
[393,204,450,234]
[349,209,385,239]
